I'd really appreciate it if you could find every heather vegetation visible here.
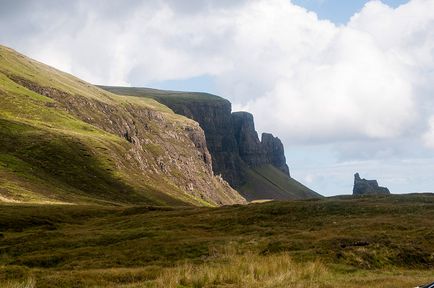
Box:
[0,194,433,287]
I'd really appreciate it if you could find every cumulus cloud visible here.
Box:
[230,0,434,144]
[2,0,432,145]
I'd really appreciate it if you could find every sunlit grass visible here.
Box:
[1,253,432,288]
[152,252,328,288]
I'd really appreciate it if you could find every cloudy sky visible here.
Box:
[1,0,433,196]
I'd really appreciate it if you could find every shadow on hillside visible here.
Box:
[0,118,155,205]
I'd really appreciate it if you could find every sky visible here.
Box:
[0,0,433,196]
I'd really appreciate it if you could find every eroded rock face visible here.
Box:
[154,97,246,187]
[151,97,292,187]
[232,112,290,176]
[261,133,290,176]
[353,173,390,195]
[232,112,267,167]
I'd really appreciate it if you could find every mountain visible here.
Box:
[0,45,245,206]
[101,86,321,201]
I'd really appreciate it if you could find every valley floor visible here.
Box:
[0,194,433,287]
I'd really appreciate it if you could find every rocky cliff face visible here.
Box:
[147,94,247,187]
[353,173,390,195]
[232,112,290,176]
[147,94,291,188]
[232,112,266,168]
[103,87,291,189]
[261,133,290,176]
[102,86,321,201]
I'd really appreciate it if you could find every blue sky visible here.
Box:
[292,0,409,24]
[1,0,433,196]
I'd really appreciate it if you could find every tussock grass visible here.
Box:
[2,253,432,288]
[2,278,35,288]
[153,252,328,288]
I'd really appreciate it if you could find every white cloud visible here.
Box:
[1,0,433,146]
[422,116,434,148]
[226,0,434,144]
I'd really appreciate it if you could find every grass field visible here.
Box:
[0,194,433,287]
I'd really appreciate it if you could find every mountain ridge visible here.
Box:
[0,45,244,206]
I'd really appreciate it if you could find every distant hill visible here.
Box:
[0,45,244,206]
[102,86,321,201]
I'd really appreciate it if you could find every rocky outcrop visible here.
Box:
[353,173,390,195]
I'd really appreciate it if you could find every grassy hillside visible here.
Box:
[240,165,321,201]
[0,45,244,206]
[0,194,433,287]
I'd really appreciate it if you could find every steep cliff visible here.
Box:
[261,133,290,176]
[102,86,321,200]
[0,45,245,206]
[105,88,248,187]
[232,112,290,176]
[232,112,267,168]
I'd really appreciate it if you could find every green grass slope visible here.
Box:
[240,165,321,201]
[0,194,433,287]
[100,86,226,106]
[0,45,244,206]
